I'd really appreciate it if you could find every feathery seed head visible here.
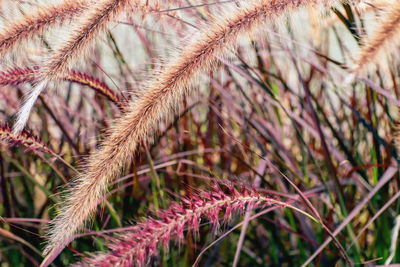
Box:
[74,185,277,267]
[43,0,338,261]
[40,0,134,80]
[0,66,122,106]
[0,0,88,57]
[13,80,48,134]
[12,0,134,133]
[0,67,38,86]
[0,124,57,156]
[351,1,400,75]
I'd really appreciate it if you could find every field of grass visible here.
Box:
[1,0,400,266]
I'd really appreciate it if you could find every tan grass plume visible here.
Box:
[43,0,337,261]
[13,0,137,133]
[0,0,88,57]
[351,1,400,75]
[39,0,134,80]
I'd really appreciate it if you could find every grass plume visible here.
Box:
[0,125,57,157]
[74,185,279,266]
[13,80,48,134]
[13,0,136,133]
[43,0,336,259]
[0,67,121,105]
[67,70,123,106]
[39,0,135,80]
[0,67,37,86]
[351,0,400,74]
[0,66,121,133]
[0,0,88,57]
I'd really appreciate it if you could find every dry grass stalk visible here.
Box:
[0,0,88,57]
[43,0,335,260]
[351,1,400,74]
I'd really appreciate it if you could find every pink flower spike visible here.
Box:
[75,185,278,266]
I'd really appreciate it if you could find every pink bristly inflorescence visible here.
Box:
[67,71,122,106]
[0,124,56,156]
[75,185,279,267]
[0,67,37,86]
[0,67,122,106]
